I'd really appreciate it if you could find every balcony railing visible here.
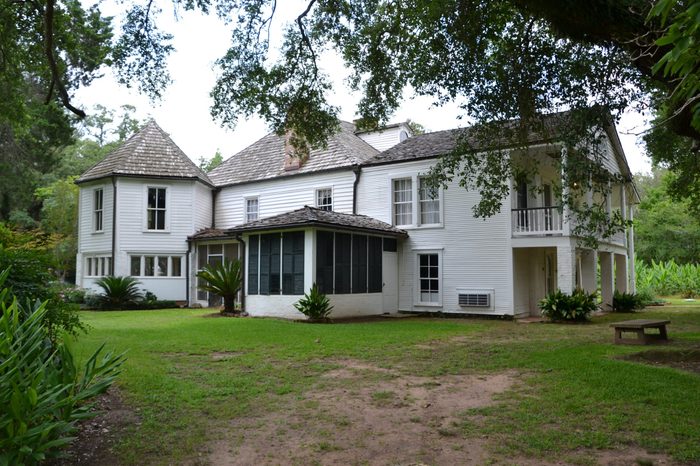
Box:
[512,206,563,236]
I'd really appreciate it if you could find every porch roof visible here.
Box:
[189,206,408,240]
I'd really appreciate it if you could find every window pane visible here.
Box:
[248,236,259,294]
[157,188,166,209]
[368,236,383,293]
[282,231,305,295]
[224,243,238,261]
[419,177,440,224]
[157,257,167,276]
[418,253,439,303]
[351,235,367,293]
[316,231,334,294]
[316,188,332,211]
[144,256,155,276]
[393,178,412,226]
[246,198,259,222]
[148,188,157,209]
[156,211,165,230]
[130,256,140,276]
[334,233,351,294]
[171,256,181,277]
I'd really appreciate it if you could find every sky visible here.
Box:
[74,3,653,174]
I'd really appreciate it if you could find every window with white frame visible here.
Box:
[391,175,442,227]
[129,255,184,277]
[316,188,333,211]
[94,189,103,232]
[392,178,413,226]
[419,177,440,225]
[417,253,440,304]
[245,197,259,222]
[85,255,111,277]
[147,187,166,230]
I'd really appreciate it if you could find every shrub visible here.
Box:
[0,270,125,464]
[94,276,143,309]
[294,284,333,322]
[539,289,597,322]
[196,260,242,314]
[61,286,87,304]
[612,291,646,313]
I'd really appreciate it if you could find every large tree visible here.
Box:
[3,0,699,239]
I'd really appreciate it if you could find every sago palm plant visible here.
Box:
[196,259,242,314]
[94,276,143,310]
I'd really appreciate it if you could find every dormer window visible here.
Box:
[147,187,166,230]
[399,130,409,142]
[246,197,259,222]
[316,188,333,211]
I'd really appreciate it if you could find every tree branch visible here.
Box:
[296,0,318,79]
[44,0,85,118]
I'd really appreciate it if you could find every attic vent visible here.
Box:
[458,294,490,307]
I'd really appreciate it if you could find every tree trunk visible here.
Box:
[223,295,236,314]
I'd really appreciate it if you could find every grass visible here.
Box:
[72,305,700,464]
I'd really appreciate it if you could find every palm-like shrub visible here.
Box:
[294,284,333,322]
[196,259,242,314]
[94,276,143,310]
[539,289,597,322]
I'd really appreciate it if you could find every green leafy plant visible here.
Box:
[94,276,143,310]
[0,269,125,464]
[612,291,646,313]
[539,289,598,322]
[294,284,333,322]
[196,259,242,314]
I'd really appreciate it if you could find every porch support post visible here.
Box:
[615,253,628,294]
[628,206,636,293]
[556,244,576,294]
[580,249,597,294]
[561,147,571,236]
[600,251,614,310]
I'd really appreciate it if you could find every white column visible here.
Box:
[620,184,628,247]
[561,147,571,235]
[580,249,597,293]
[304,228,315,293]
[600,251,614,310]
[557,244,577,294]
[615,253,628,294]
[628,206,636,293]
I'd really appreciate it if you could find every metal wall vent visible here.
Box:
[458,293,490,307]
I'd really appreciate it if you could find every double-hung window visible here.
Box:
[316,188,333,211]
[245,197,259,222]
[391,175,441,227]
[147,187,166,230]
[392,178,413,226]
[94,189,103,232]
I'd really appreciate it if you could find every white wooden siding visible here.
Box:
[357,159,515,315]
[215,170,356,228]
[193,182,213,230]
[600,133,622,175]
[78,181,113,254]
[357,125,409,151]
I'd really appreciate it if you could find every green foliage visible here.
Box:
[136,290,177,310]
[0,270,124,464]
[539,289,597,322]
[293,284,334,322]
[198,150,224,173]
[197,260,243,314]
[0,245,54,301]
[612,291,646,312]
[636,259,700,298]
[94,276,143,310]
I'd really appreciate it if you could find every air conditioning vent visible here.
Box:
[458,293,490,307]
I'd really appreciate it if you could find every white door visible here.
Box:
[382,252,399,312]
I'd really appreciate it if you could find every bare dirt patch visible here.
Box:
[620,347,700,375]
[206,360,515,465]
[48,387,139,466]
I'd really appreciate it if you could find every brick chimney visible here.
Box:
[283,130,309,171]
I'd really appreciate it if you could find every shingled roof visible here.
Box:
[189,206,407,240]
[76,120,213,186]
[207,121,378,187]
[364,111,578,166]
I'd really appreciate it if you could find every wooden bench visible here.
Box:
[610,319,670,345]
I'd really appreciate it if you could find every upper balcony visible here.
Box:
[512,206,563,236]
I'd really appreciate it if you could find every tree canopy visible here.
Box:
[2,0,699,241]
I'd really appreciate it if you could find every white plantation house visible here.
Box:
[75,115,638,318]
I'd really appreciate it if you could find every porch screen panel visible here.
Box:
[248,235,259,295]
[197,245,207,300]
[316,231,334,294]
[368,236,383,292]
[335,233,351,294]
[224,243,239,261]
[282,231,305,295]
[259,234,281,295]
[352,235,368,293]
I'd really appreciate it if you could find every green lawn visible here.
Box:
[72,306,700,465]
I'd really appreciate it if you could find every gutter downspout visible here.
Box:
[211,188,219,228]
[186,239,192,306]
[352,165,362,215]
[111,176,117,275]
[235,233,246,313]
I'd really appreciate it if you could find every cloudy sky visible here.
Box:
[74,3,652,173]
